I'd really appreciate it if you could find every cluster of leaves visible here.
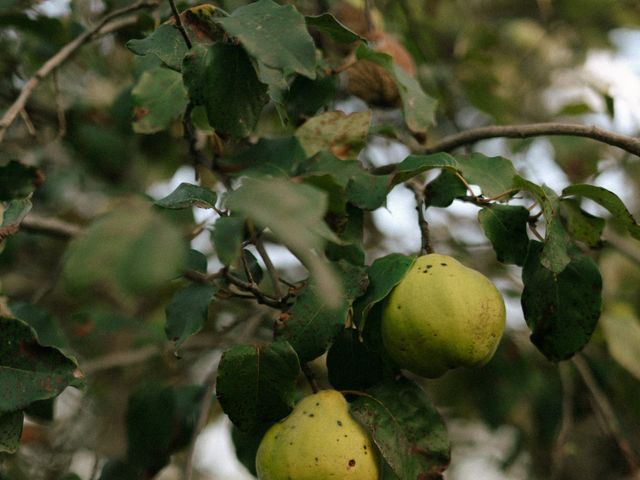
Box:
[1,0,640,479]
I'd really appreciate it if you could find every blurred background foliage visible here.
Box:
[1,0,640,479]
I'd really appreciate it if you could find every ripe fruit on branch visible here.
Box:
[255,390,379,480]
[381,254,506,378]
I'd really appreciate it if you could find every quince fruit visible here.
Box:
[255,390,379,480]
[381,254,505,378]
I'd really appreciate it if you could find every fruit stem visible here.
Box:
[406,180,434,255]
[302,362,320,393]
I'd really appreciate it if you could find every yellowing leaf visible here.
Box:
[296,111,371,159]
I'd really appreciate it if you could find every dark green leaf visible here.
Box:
[226,177,342,305]
[0,317,83,412]
[300,151,389,210]
[424,170,467,208]
[216,340,300,432]
[183,43,268,137]
[559,199,605,247]
[126,384,203,469]
[155,182,217,210]
[352,253,416,329]
[0,410,22,454]
[521,241,603,361]
[212,216,245,266]
[562,184,640,240]
[10,302,69,350]
[0,160,42,201]
[187,249,208,273]
[278,262,368,362]
[305,13,364,43]
[285,75,338,122]
[478,205,530,265]
[216,0,316,79]
[394,152,517,198]
[232,249,264,285]
[131,66,187,134]
[514,176,571,273]
[165,283,217,347]
[220,136,306,177]
[350,377,450,479]
[59,474,82,480]
[231,424,265,476]
[126,24,188,71]
[98,459,143,480]
[326,328,383,391]
[24,398,54,422]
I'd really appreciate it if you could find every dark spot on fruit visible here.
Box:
[396,305,402,309]
[349,459,356,467]
[316,402,320,406]
[337,420,343,426]
[315,457,319,463]
[426,265,432,268]
[363,445,367,449]
[309,413,314,417]
[441,263,447,266]
[344,434,348,437]
[289,442,293,445]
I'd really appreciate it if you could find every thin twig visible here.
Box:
[21,213,83,239]
[225,271,284,309]
[551,362,575,480]
[168,0,192,49]
[0,0,160,143]
[406,180,433,255]
[184,367,217,480]
[247,222,284,301]
[573,354,640,474]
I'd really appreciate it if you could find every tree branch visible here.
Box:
[405,180,433,255]
[423,122,640,157]
[21,213,83,239]
[0,0,160,143]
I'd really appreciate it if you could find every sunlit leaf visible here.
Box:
[126,24,188,71]
[296,111,372,159]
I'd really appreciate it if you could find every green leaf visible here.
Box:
[350,377,450,479]
[216,340,301,432]
[296,111,372,159]
[352,253,416,329]
[326,328,383,391]
[165,283,217,347]
[478,205,530,265]
[0,160,42,201]
[305,13,364,43]
[562,184,640,240]
[300,151,389,210]
[0,317,83,412]
[285,74,338,122]
[220,136,306,178]
[0,410,22,454]
[126,24,188,71]
[155,182,217,210]
[24,398,54,422]
[521,241,602,361]
[394,152,517,199]
[226,177,342,306]
[131,66,187,134]
[98,459,142,480]
[513,176,571,273]
[59,474,82,480]
[231,249,264,285]
[215,0,317,79]
[187,248,208,273]
[10,302,69,350]
[278,262,368,362]
[211,215,245,266]
[355,44,437,137]
[1,197,32,229]
[231,424,265,476]
[126,384,203,469]
[600,303,640,381]
[424,170,467,208]
[559,199,605,247]
[183,43,268,137]
[62,200,188,299]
